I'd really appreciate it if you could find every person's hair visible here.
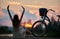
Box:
[39,8,48,16]
[13,14,19,20]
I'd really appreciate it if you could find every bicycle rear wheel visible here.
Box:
[31,21,47,37]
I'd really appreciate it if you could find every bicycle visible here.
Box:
[31,8,56,37]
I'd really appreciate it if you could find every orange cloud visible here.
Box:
[29,10,36,14]
[23,4,43,8]
[29,10,39,16]
[9,1,22,5]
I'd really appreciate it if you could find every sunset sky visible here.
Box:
[0,0,60,27]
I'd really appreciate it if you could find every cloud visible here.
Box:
[2,8,14,17]
[28,10,39,17]
[0,8,5,18]
[9,1,22,5]
[24,10,37,20]
[29,10,36,14]
[0,19,12,26]
[23,4,43,8]
[0,8,15,26]
[9,2,44,8]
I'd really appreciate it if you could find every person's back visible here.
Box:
[12,15,20,28]
[12,15,26,38]
[12,15,20,35]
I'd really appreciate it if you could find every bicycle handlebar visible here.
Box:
[48,9,55,12]
[48,9,60,21]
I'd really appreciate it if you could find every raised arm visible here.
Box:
[7,5,12,21]
[20,6,25,23]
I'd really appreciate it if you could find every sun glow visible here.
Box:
[25,24,32,28]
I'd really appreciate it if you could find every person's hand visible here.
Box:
[7,5,9,10]
[7,5,10,12]
[21,6,25,10]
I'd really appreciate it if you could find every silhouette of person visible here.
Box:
[7,5,25,38]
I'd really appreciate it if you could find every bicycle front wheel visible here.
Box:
[31,21,47,37]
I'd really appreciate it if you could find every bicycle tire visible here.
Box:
[31,20,47,37]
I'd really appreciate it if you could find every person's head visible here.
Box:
[39,8,48,16]
[13,14,19,20]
